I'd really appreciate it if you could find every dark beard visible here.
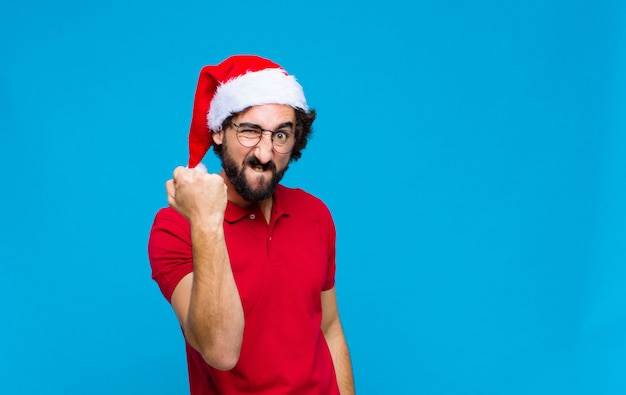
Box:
[220,142,288,202]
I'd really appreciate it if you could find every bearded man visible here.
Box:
[148,55,355,395]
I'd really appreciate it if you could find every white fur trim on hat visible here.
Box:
[207,68,308,131]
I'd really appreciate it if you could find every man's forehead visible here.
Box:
[236,104,296,122]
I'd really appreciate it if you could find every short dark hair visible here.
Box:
[212,107,316,162]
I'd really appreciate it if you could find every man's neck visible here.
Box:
[220,170,273,223]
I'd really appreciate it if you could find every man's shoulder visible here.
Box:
[153,206,185,221]
[276,184,321,201]
[151,207,189,231]
[275,184,329,212]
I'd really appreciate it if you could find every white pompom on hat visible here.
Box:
[187,55,309,169]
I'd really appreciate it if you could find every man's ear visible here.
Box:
[212,131,224,146]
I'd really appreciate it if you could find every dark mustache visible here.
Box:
[246,156,276,172]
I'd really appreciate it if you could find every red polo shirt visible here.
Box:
[148,184,339,395]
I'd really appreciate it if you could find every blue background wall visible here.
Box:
[1,1,625,394]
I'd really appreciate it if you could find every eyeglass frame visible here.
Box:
[229,121,297,154]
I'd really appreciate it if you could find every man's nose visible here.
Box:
[253,133,274,164]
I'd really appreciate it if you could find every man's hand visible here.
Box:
[165,166,227,226]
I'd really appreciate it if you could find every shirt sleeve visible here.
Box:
[148,207,194,303]
[323,204,337,291]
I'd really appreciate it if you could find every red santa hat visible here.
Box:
[187,55,309,169]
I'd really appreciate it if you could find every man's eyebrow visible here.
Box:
[237,121,294,130]
[236,122,262,129]
[276,121,294,129]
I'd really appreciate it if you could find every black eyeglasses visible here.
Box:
[231,122,295,154]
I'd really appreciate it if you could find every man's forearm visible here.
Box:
[326,325,356,394]
[186,220,244,371]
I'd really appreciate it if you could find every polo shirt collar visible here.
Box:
[223,184,290,223]
[271,184,290,218]
[224,201,252,223]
